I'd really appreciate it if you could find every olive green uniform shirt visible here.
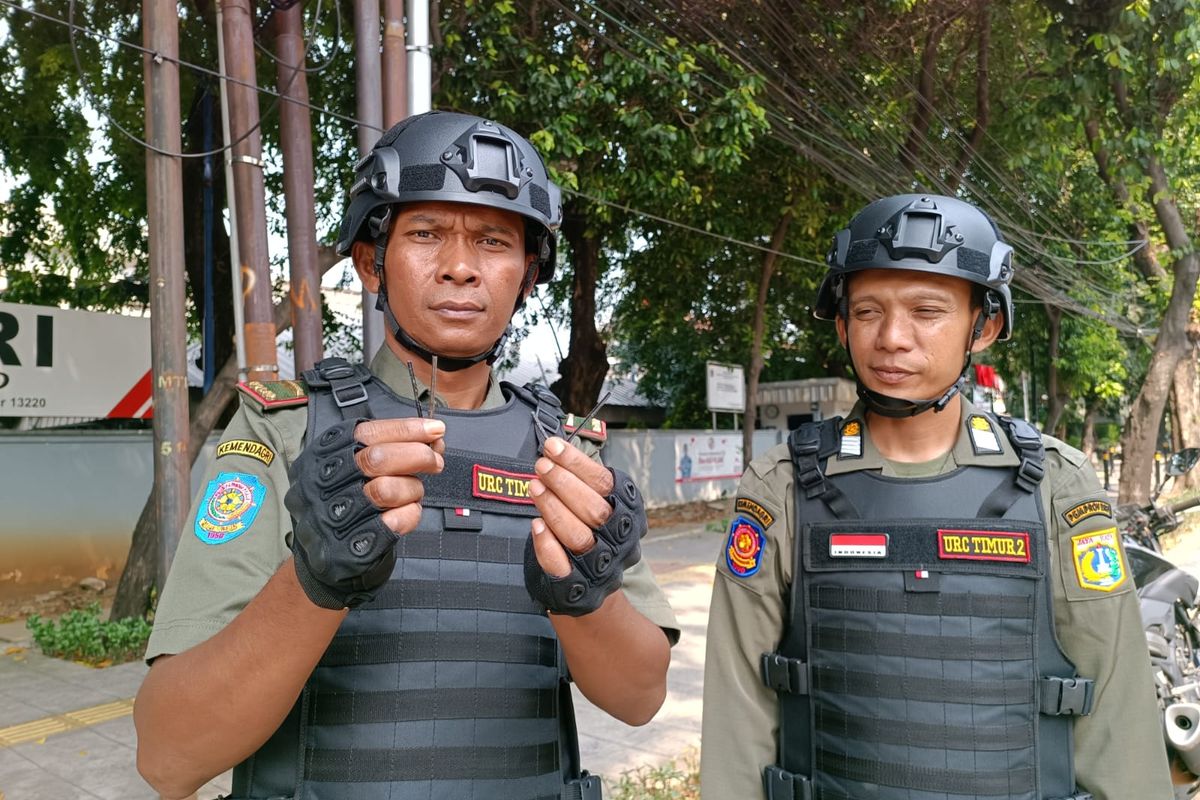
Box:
[700,399,1171,800]
[148,346,678,661]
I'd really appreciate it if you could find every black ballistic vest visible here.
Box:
[231,359,600,800]
[761,417,1095,800]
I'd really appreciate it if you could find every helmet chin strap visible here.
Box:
[846,310,988,419]
[370,229,534,372]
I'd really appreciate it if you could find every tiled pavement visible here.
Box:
[0,521,722,799]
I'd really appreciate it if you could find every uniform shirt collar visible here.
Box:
[368,345,507,410]
[824,396,1020,477]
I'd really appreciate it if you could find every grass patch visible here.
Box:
[609,749,699,800]
[25,602,150,667]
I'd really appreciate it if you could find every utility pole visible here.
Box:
[215,1,247,379]
[382,0,407,128]
[143,0,191,584]
[355,0,384,362]
[221,0,278,381]
[273,2,324,373]
[407,0,431,115]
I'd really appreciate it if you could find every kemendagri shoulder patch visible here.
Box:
[1062,499,1113,527]
[725,516,766,578]
[216,438,276,468]
[734,497,775,529]
[1071,526,1127,592]
[194,472,267,545]
[237,379,308,411]
[563,413,607,443]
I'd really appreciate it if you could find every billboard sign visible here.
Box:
[705,361,745,413]
[0,301,153,418]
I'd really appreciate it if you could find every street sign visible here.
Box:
[706,361,746,413]
[0,301,152,418]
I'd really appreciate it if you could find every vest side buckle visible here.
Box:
[763,765,812,800]
[1039,676,1095,716]
[761,653,809,695]
[562,771,603,800]
[332,380,369,409]
[1015,456,1046,492]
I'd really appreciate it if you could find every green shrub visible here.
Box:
[610,750,699,800]
[25,603,151,666]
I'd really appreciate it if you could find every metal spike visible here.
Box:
[428,355,438,419]
[564,390,612,446]
[406,360,425,418]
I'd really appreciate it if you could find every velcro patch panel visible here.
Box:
[805,519,1042,578]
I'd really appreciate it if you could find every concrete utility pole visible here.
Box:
[142,0,191,584]
[273,2,324,373]
[215,1,248,379]
[407,0,432,115]
[382,0,407,128]
[355,0,385,362]
[221,0,279,381]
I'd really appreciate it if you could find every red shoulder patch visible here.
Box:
[237,380,308,410]
[563,413,607,443]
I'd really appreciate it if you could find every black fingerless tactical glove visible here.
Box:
[523,467,648,616]
[285,420,397,609]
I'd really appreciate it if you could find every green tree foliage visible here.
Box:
[434,0,769,411]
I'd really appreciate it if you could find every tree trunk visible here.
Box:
[948,0,990,193]
[1042,304,1070,434]
[1082,117,1164,280]
[1080,401,1099,460]
[899,20,950,173]
[551,209,609,413]
[743,209,793,463]
[1117,151,1200,503]
[1170,323,1200,493]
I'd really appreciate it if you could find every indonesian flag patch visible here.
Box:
[726,516,766,577]
[829,533,889,558]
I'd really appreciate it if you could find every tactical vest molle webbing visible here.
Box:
[761,416,1094,800]
[231,358,602,800]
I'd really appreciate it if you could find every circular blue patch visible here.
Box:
[725,516,765,578]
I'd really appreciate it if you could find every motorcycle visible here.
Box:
[1116,447,1200,790]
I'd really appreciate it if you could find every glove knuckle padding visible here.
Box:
[286,419,397,609]
[524,467,647,616]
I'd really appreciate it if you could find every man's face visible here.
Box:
[354,201,535,358]
[835,268,1000,401]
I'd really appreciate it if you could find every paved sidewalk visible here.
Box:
[0,521,723,799]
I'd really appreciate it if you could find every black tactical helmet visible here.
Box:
[335,110,563,283]
[814,194,1014,340]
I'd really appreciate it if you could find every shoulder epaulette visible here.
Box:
[237,379,308,410]
[563,413,607,443]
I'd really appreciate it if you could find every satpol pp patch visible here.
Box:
[216,438,276,467]
[194,472,266,545]
[968,415,1002,455]
[1071,526,1127,592]
[725,516,765,578]
[1062,499,1113,527]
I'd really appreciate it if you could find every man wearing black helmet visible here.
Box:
[700,195,1171,799]
[135,112,677,800]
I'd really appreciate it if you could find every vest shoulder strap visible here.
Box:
[504,381,566,450]
[788,418,858,519]
[301,357,374,419]
[976,414,1047,518]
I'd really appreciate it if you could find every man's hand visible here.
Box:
[285,418,444,610]
[525,436,647,615]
